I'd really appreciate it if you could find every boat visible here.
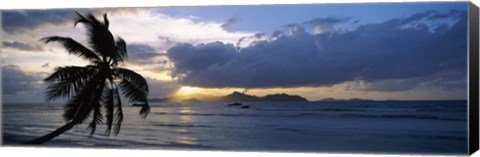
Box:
[227,102,242,107]
[240,105,250,109]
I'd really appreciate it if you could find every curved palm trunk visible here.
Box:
[24,121,78,144]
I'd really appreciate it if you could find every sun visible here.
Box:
[176,86,200,95]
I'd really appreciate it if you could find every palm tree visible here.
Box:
[25,12,150,144]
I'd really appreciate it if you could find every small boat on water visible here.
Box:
[240,105,250,109]
[227,102,242,107]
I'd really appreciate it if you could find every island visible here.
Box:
[149,91,309,103]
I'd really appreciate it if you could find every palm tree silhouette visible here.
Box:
[25,12,150,144]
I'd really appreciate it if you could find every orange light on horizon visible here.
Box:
[176,86,201,96]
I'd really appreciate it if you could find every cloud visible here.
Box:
[168,42,237,78]
[41,63,49,68]
[145,77,180,98]
[1,8,143,34]
[106,10,254,46]
[306,17,351,25]
[399,11,436,25]
[165,10,467,91]
[305,17,350,34]
[221,17,240,29]
[126,44,164,64]
[158,36,175,46]
[2,41,44,51]
[1,65,44,95]
[236,33,265,48]
[1,10,75,33]
[348,70,466,92]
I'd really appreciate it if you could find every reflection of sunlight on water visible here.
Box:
[179,107,195,113]
[178,107,195,122]
[174,128,189,133]
[173,107,198,145]
[175,136,198,145]
[179,115,193,122]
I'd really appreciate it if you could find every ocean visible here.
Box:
[2,101,467,154]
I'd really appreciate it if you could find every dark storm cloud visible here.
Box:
[399,10,436,24]
[165,10,468,91]
[2,65,43,95]
[126,44,163,64]
[1,10,76,33]
[236,33,264,48]
[2,41,44,51]
[1,8,143,33]
[269,30,283,39]
[168,42,237,78]
[305,17,350,26]
[360,70,467,92]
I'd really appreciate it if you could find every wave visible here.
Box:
[153,112,465,121]
[255,107,464,112]
[154,112,326,118]
[151,123,212,128]
[315,108,419,112]
[433,135,466,140]
[340,114,466,121]
[154,112,266,117]
[256,107,419,112]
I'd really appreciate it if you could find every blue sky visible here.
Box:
[1,2,470,103]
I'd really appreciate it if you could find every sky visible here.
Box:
[1,2,470,103]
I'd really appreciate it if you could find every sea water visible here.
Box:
[2,101,467,154]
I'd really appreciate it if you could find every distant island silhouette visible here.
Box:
[149,91,308,103]
[148,93,466,103]
[314,97,375,102]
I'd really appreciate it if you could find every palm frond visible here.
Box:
[87,14,101,26]
[44,66,96,82]
[74,11,89,27]
[114,68,150,118]
[41,36,101,62]
[118,80,150,118]
[102,88,115,135]
[88,100,103,135]
[63,95,91,123]
[139,102,150,119]
[74,12,116,59]
[63,73,105,123]
[117,80,146,103]
[114,68,148,93]
[103,13,109,28]
[110,37,128,65]
[63,82,96,122]
[78,76,106,135]
[44,66,98,100]
[113,88,124,135]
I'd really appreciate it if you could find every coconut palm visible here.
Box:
[25,12,150,144]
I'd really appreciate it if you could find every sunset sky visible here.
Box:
[1,2,469,103]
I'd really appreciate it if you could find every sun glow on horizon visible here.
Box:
[176,86,201,96]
